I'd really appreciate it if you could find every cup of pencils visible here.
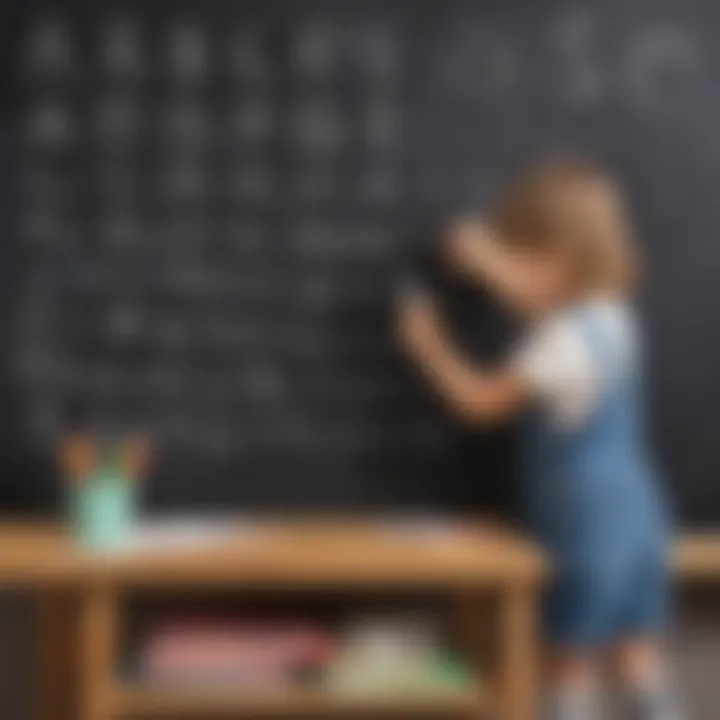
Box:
[58,433,151,550]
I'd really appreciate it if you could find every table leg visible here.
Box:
[79,584,118,720]
[452,591,498,720]
[498,584,540,720]
[37,588,78,720]
[452,590,496,671]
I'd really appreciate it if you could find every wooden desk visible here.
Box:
[673,533,720,582]
[3,522,717,720]
[0,519,547,720]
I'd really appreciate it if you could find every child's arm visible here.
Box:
[444,217,537,314]
[397,289,530,423]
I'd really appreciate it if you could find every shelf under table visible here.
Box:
[115,682,491,716]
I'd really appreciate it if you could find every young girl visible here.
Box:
[398,160,682,720]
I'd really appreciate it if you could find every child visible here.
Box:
[398,159,681,720]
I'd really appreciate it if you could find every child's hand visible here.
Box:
[444,215,492,274]
[396,288,445,360]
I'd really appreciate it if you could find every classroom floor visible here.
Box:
[673,595,720,720]
[0,592,716,720]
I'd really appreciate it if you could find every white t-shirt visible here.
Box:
[513,300,638,429]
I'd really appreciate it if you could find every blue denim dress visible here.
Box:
[522,306,670,647]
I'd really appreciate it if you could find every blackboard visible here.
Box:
[1,0,719,525]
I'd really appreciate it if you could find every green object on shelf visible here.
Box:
[431,654,473,689]
[324,652,475,697]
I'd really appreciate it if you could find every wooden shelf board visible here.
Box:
[674,534,720,580]
[115,682,489,716]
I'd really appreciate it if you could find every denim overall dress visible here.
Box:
[522,306,670,646]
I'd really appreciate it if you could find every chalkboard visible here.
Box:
[1,0,720,524]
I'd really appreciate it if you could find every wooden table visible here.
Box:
[2,522,716,720]
[673,533,720,583]
[0,519,547,720]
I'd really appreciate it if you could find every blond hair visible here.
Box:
[490,158,638,295]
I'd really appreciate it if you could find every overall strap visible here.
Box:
[571,307,630,399]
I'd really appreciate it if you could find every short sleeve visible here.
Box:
[513,317,602,428]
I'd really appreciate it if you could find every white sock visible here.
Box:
[628,669,685,720]
[544,684,602,720]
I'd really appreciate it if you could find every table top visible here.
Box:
[674,531,720,581]
[0,517,548,588]
[0,519,716,588]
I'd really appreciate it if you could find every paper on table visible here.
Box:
[121,516,254,552]
[376,516,460,542]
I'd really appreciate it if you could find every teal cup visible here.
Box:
[70,475,136,551]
